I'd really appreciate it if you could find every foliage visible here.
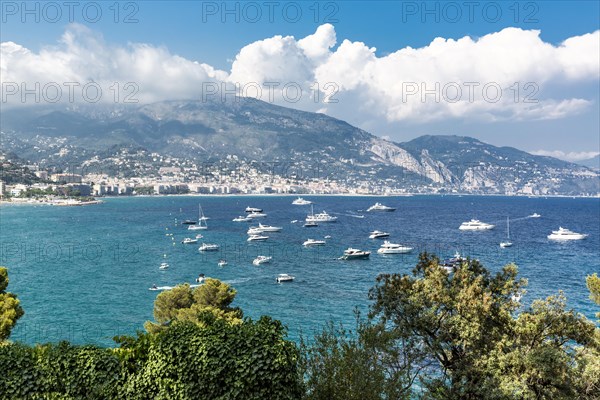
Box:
[587,273,600,321]
[121,316,302,399]
[300,314,416,400]
[144,279,243,333]
[0,267,24,342]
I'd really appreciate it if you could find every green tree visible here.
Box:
[0,267,24,342]
[587,273,600,321]
[144,278,243,333]
[367,253,599,399]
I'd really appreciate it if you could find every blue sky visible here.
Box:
[1,1,599,160]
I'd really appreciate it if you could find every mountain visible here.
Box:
[576,155,600,171]
[1,99,598,195]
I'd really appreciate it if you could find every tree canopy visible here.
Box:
[0,266,24,342]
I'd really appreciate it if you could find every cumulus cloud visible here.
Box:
[530,150,600,162]
[1,23,598,127]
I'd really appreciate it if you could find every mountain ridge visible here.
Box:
[1,99,598,195]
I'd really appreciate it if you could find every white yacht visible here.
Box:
[303,238,326,246]
[253,255,272,265]
[245,207,263,213]
[159,262,169,270]
[340,248,370,260]
[247,212,267,218]
[233,216,252,222]
[247,234,269,242]
[292,197,312,205]
[218,260,228,267]
[181,237,198,244]
[247,227,263,235]
[276,273,295,283]
[529,213,541,218]
[499,217,513,248]
[547,227,588,241]
[257,223,282,232]
[198,243,219,251]
[367,202,396,212]
[377,241,412,254]
[369,230,390,239]
[306,205,337,223]
[459,219,495,231]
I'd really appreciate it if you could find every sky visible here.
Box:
[1,1,599,161]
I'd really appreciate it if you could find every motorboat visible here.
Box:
[195,234,204,239]
[159,262,169,270]
[306,205,337,223]
[233,216,252,222]
[253,255,272,265]
[499,217,513,248]
[188,224,205,231]
[292,197,312,205]
[440,252,466,272]
[182,220,196,225]
[377,241,412,254]
[181,237,198,244]
[247,234,269,242]
[247,227,263,235]
[459,219,495,231]
[369,230,390,239]
[303,238,326,246]
[257,223,282,232]
[547,227,588,241]
[276,274,295,283]
[218,260,228,267]
[195,273,205,283]
[245,206,263,213]
[198,243,220,251]
[367,202,396,212]
[529,213,541,218]
[247,212,267,218]
[339,248,370,260]
[304,221,318,227]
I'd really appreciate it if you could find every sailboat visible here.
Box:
[500,217,513,248]
[188,205,208,230]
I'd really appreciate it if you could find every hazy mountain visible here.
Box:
[576,155,600,171]
[1,99,598,195]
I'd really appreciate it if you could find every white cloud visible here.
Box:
[530,150,600,162]
[1,23,598,127]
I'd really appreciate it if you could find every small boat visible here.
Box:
[195,273,206,283]
[159,262,169,270]
[306,205,337,223]
[499,217,513,248]
[245,206,263,213]
[377,241,412,254]
[369,230,390,239]
[188,204,208,230]
[304,221,318,227]
[547,227,587,241]
[218,260,228,267]
[303,238,326,246]
[247,212,267,218]
[149,284,167,291]
[459,219,495,231]
[253,255,272,265]
[198,243,219,251]
[247,227,263,235]
[182,220,196,225]
[440,252,466,272]
[324,235,331,239]
[340,248,370,260]
[367,202,396,212]
[276,273,295,283]
[181,237,198,244]
[247,234,269,242]
[233,216,252,222]
[529,213,541,218]
[195,234,204,239]
[292,197,312,205]
[257,223,282,232]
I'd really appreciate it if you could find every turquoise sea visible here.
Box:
[1,195,599,346]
